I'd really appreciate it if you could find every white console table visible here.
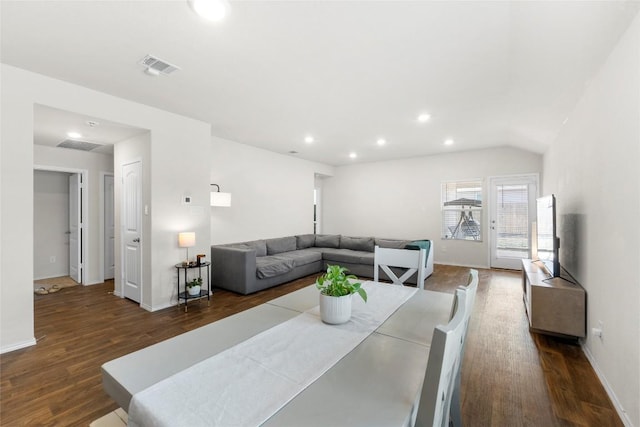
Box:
[521,259,586,338]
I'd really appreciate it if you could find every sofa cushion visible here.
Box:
[256,256,295,279]
[321,248,372,265]
[315,234,340,248]
[278,249,323,267]
[266,236,297,255]
[244,240,267,257]
[296,234,316,249]
[375,238,410,249]
[340,236,374,252]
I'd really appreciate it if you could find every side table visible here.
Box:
[175,261,211,312]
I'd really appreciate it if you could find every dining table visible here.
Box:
[101,282,454,426]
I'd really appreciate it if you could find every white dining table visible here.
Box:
[101,283,454,426]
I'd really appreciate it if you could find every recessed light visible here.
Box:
[188,0,229,22]
[444,139,454,146]
[376,138,386,146]
[304,135,314,144]
[417,113,431,123]
[67,131,82,139]
[349,152,357,159]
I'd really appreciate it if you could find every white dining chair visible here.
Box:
[412,288,468,427]
[373,245,427,289]
[450,269,479,427]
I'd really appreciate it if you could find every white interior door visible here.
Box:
[69,173,82,283]
[104,174,115,280]
[122,161,142,303]
[490,175,538,270]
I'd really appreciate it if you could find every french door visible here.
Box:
[489,175,538,270]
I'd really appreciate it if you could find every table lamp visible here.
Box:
[178,232,196,266]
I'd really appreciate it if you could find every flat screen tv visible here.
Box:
[535,194,560,277]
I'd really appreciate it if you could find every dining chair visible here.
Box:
[450,269,479,427]
[412,288,468,427]
[373,245,427,289]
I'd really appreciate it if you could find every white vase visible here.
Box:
[319,293,352,324]
[187,285,201,296]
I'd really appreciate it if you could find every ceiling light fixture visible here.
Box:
[444,139,454,146]
[188,0,229,22]
[304,135,314,144]
[417,113,431,123]
[67,131,82,139]
[376,138,386,146]
[349,152,357,159]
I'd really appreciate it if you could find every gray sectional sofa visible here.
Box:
[210,234,433,295]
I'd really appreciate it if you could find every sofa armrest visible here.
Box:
[211,246,257,295]
[425,241,434,278]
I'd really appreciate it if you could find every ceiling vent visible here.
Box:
[57,139,104,151]
[139,54,180,76]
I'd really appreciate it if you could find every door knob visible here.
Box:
[133,238,140,243]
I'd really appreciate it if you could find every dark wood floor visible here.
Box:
[0,265,621,426]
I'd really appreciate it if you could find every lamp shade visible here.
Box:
[210,192,232,207]
[178,232,196,248]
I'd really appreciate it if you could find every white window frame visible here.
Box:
[441,179,483,242]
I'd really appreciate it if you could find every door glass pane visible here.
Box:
[496,184,529,258]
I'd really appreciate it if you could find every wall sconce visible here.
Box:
[210,184,231,207]
[178,232,196,265]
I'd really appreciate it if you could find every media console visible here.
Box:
[521,259,586,338]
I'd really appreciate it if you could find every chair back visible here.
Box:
[449,269,479,427]
[413,288,468,427]
[373,245,427,289]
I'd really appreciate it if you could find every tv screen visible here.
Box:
[536,194,560,277]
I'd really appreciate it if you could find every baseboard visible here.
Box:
[435,261,488,270]
[1,337,37,354]
[140,302,154,312]
[581,344,633,427]
[146,300,179,312]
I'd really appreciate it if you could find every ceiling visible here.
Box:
[2,1,639,166]
[34,105,148,155]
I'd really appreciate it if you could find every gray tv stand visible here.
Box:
[521,259,586,338]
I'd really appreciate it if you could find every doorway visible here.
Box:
[33,168,87,285]
[489,175,538,270]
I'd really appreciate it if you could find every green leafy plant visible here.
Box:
[316,265,367,302]
[186,277,203,288]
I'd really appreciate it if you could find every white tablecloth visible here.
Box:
[128,282,416,427]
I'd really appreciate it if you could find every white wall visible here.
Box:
[0,64,211,353]
[322,147,542,268]
[33,170,70,280]
[34,144,114,284]
[542,13,640,427]
[210,137,333,244]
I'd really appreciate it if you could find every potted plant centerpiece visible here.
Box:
[316,265,367,324]
[186,277,203,296]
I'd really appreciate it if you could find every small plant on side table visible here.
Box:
[186,277,203,296]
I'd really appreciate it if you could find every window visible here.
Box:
[441,180,483,241]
